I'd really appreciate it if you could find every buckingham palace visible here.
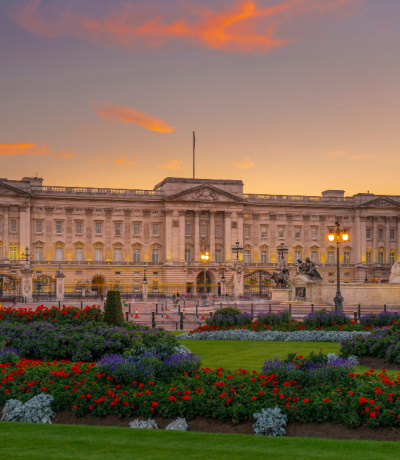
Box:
[1,175,400,299]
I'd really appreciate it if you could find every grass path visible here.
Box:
[1,423,400,460]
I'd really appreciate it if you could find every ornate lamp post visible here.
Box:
[200,248,210,306]
[232,240,243,260]
[328,221,349,311]
[277,242,288,265]
[20,246,32,268]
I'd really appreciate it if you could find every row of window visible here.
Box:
[366,228,396,240]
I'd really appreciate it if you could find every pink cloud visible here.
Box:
[113,154,137,166]
[0,142,74,158]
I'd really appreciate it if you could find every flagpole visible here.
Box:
[193,131,195,179]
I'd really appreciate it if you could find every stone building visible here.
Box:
[0,176,399,298]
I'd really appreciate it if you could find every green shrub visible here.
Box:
[211,306,241,318]
[104,290,124,325]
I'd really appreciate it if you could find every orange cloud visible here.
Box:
[0,142,73,158]
[232,157,255,169]
[113,154,137,166]
[94,102,175,134]
[157,159,185,170]
[12,0,362,54]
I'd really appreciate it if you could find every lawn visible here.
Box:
[1,423,399,460]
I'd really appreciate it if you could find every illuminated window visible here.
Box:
[95,248,102,262]
[295,250,301,260]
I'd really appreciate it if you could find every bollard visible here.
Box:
[196,303,198,317]
[125,312,129,322]
[180,312,184,331]
[251,303,254,317]
[311,303,314,313]
[358,304,361,319]
[269,304,272,313]
[289,304,292,319]
[384,304,387,313]
[156,303,158,315]
[151,311,156,329]
[58,301,61,309]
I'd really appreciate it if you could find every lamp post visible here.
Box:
[143,262,147,282]
[221,264,225,282]
[20,246,32,268]
[328,221,349,311]
[200,248,210,306]
[232,240,243,260]
[277,242,288,265]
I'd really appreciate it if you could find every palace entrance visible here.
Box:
[197,271,211,294]
[92,276,105,297]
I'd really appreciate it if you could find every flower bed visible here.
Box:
[1,356,400,429]
[179,329,369,342]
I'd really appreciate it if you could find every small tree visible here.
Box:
[104,290,124,325]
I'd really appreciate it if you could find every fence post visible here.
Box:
[196,303,198,317]
[289,303,292,319]
[80,301,83,310]
[151,311,156,329]
[384,304,387,313]
[58,301,61,309]
[180,312,184,331]
[358,304,361,319]
[156,303,158,315]
[269,304,272,313]
[251,303,254,317]
[125,312,129,322]
[178,304,181,314]
[128,303,131,315]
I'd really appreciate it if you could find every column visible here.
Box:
[65,207,74,261]
[123,209,132,262]
[194,211,200,262]
[165,209,173,262]
[20,266,33,302]
[385,217,390,263]
[209,211,215,261]
[373,216,378,263]
[360,216,367,264]
[179,210,186,262]
[105,208,113,261]
[302,214,310,258]
[237,212,244,250]
[45,206,54,261]
[19,205,30,255]
[2,205,9,260]
[55,268,65,301]
[354,210,361,264]
[142,209,151,262]
[224,211,232,262]
[84,208,93,261]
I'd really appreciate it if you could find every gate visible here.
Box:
[244,270,272,298]
[33,274,56,300]
[0,274,21,302]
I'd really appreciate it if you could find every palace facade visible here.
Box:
[1,176,399,297]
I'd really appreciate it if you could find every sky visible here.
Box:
[0,0,399,196]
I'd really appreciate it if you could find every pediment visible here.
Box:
[360,197,400,208]
[0,182,30,196]
[165,184,245,203]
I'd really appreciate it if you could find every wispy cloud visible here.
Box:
[350,153,376,160]
[157,159,185,170]
[113,154,137,166]
[0,142,74,158]
[232,157,255,169]
[12,0,363,54]
[93,102,175,133]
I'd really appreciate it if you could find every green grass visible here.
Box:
[177,339,340,371]
[1,422,400,460]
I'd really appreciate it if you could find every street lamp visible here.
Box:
[232,240,243,260]
[277,242,288,264]
[328,221,349,310]
[20,246,32,267]
[200,248,210,306]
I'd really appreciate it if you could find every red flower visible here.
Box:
[89,405,93,410]
[42,387,47,391]
[226,398,232,404]
[252,396,257,400]
[151,401,158,407]
[303,398,309,403]
[369,400,375,405]
[73,405,78,409]
[359,398,367,404]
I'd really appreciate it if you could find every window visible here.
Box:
[378,252,384,264]
[185,249,191,263]
[152,280,159,292]
[95,248,102,262]
[327,251,334,264]
[200,224,207,237]
[9,246,17,260]
[390,253,395,265]
[133,281,140,291]
[244,250,251,263]
[152,224,159,237]
[133,223,140,236]
[185,224,191,237]
[35,221,43,233]
[343,252,350,264]
[10,219,17,233]
[95,222,102,235]
[244,226,250,238]
[115,222,121,236]
[215,225,222,238]
[75,247,83,261]
[261,251,267,263]
[95,209,102,213]
[311,228,318,239]
[133,249,141,262]
[295,250,301,261]
[55,247,63,261]
[366,251,372,264]
[152,249,159,263]
[295,227,301,239]
[311,251,318,263]
[114,248,122,262]
[378,228,384,240]
[76,221,83,234]
[366,228,371,239]
[278,227,284,238]
[55,221,62,234]
[261,226,267,238]
[390,229,395,240]
[215,249,222,263]
[35,247,43,261]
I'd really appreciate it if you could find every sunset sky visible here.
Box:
[1,0,399,196]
